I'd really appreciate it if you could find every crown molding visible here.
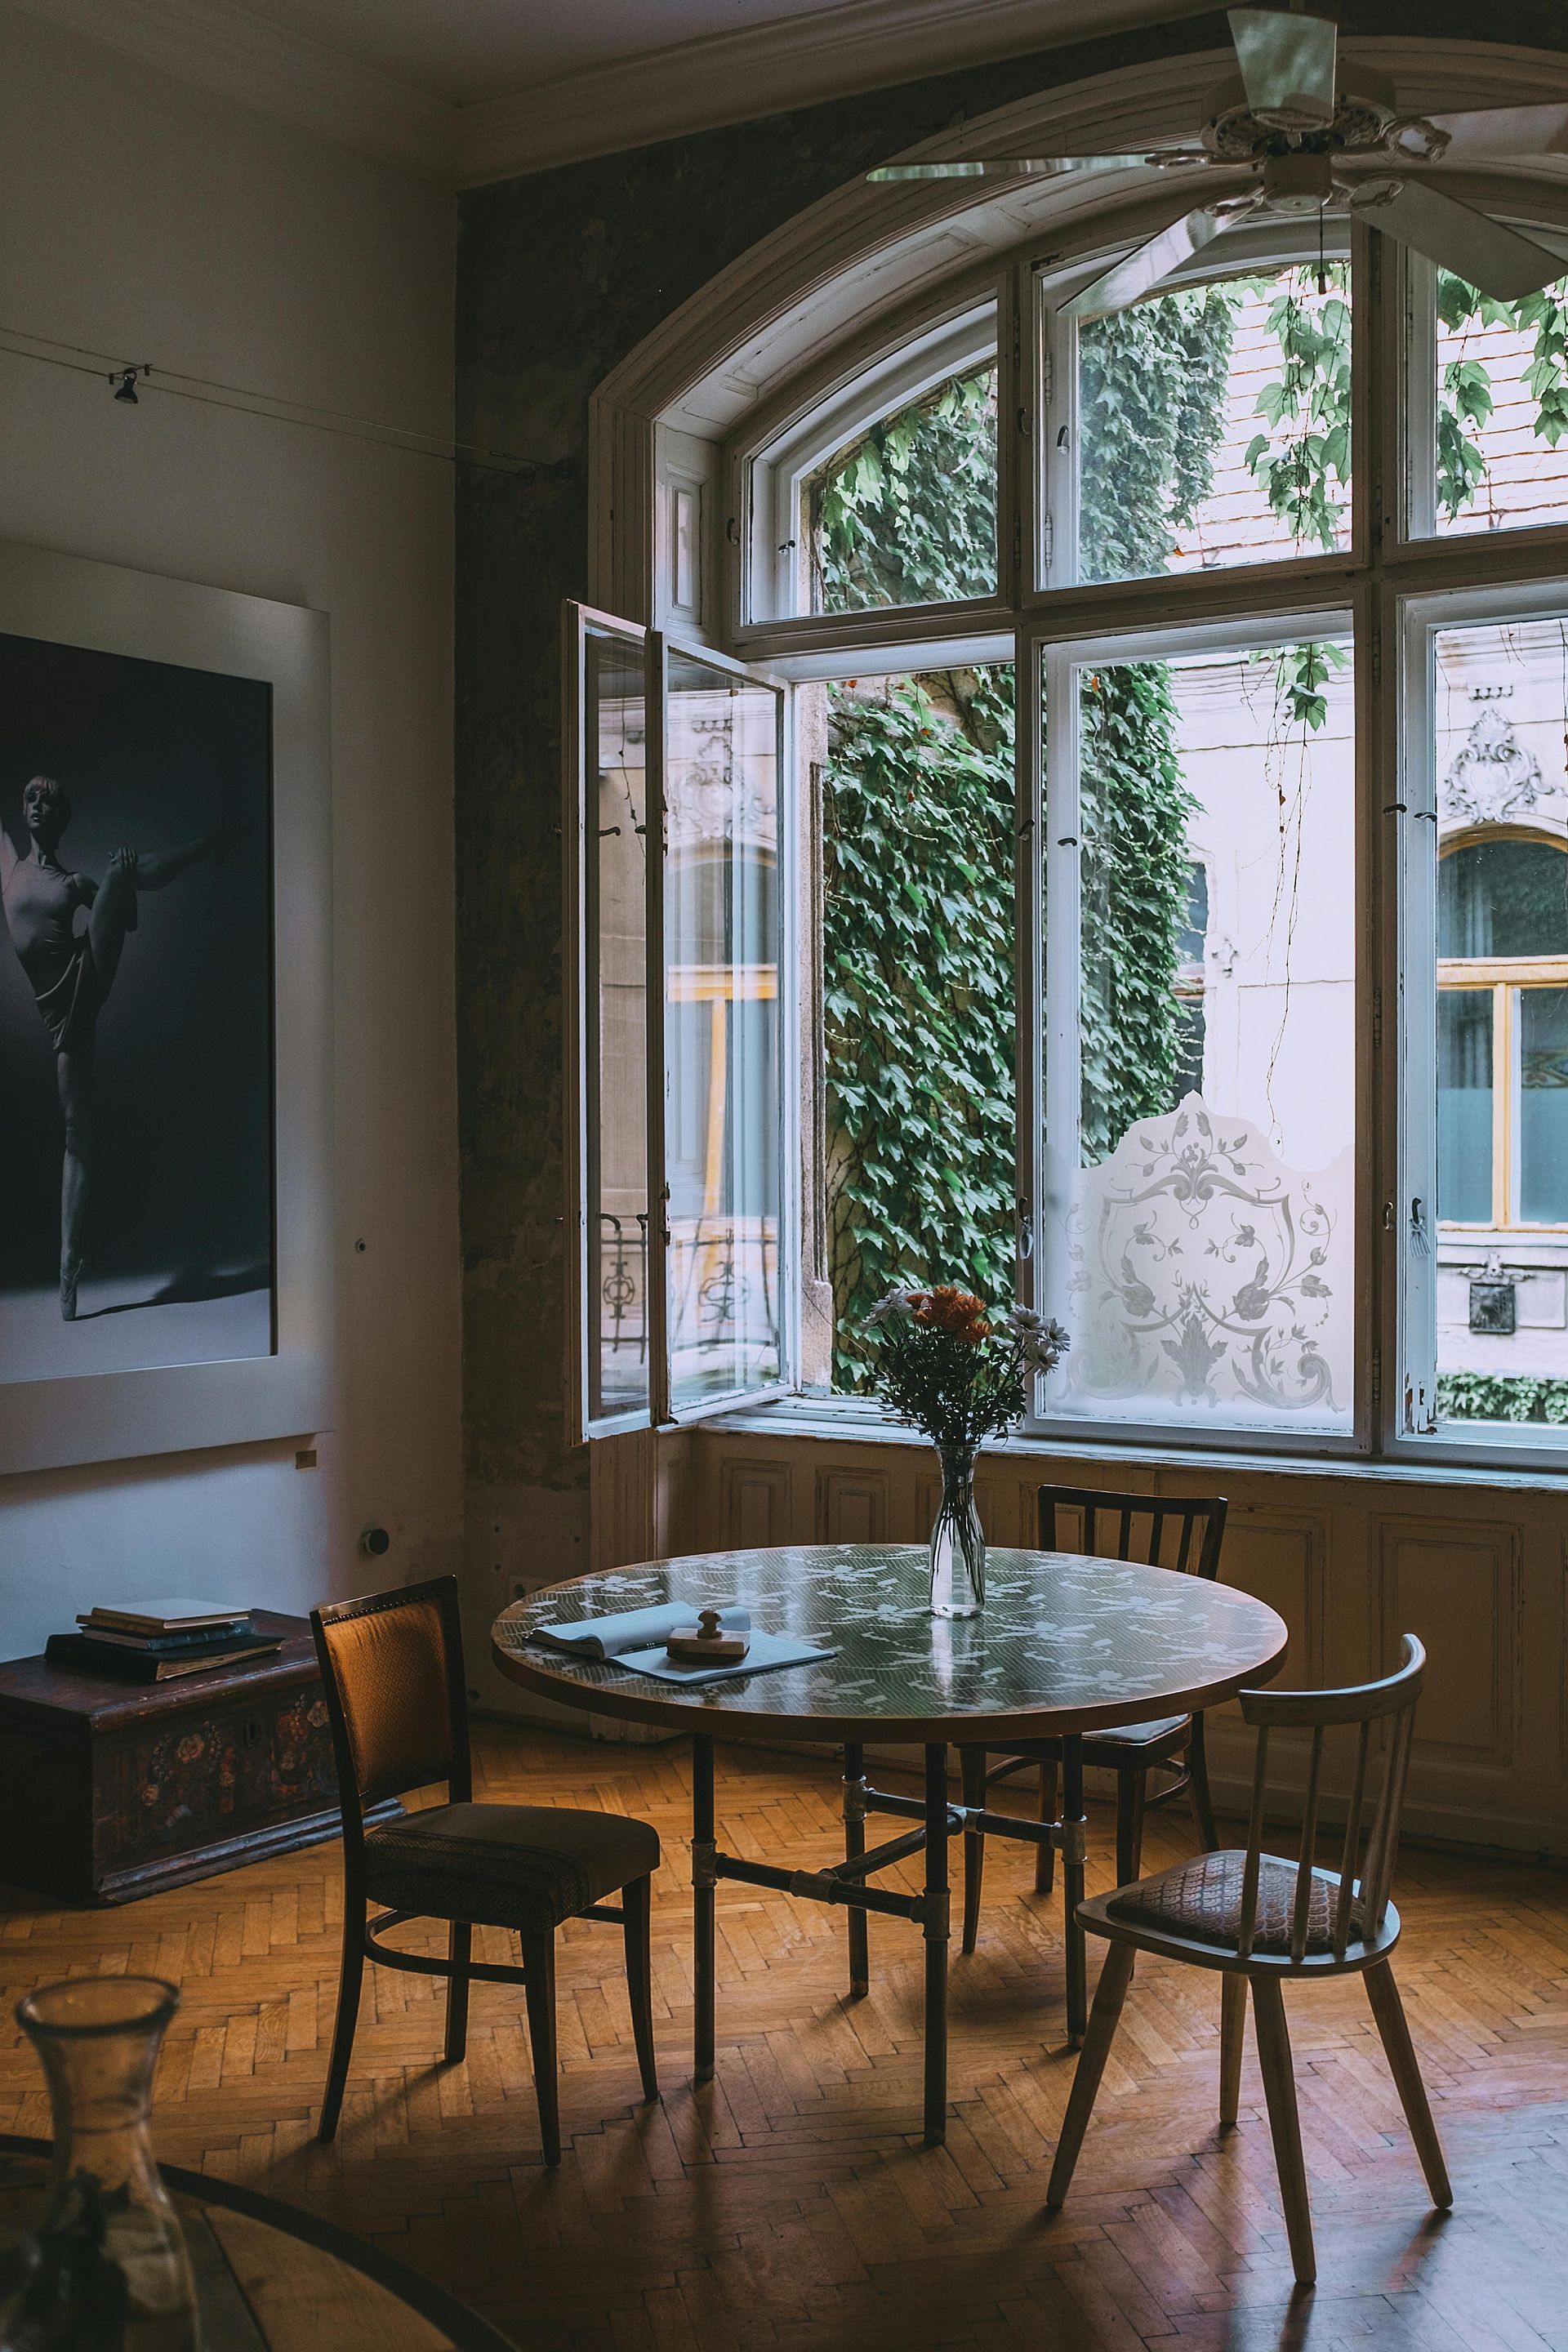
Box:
[458,0,1200,187]
[9,0,458,183]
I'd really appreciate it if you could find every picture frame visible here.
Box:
[0,539,332,1475]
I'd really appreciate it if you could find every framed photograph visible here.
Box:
[0,541,331,1474]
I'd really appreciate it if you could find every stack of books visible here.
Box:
[46,1600,280,1685]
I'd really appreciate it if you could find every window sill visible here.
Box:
[705,1392,1568,1491]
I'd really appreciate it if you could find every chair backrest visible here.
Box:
[1036,1483,1227,1580]
[310,1577,471,1832]
[1233,1633,1426,1964]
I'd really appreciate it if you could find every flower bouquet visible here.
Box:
[861,1286,1069,1615]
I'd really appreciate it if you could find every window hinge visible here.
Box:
[1370,629,1383,688]
[1372,985,1382,1048]
[1041,514,1054,570]
[1041,350,1054,408]
[1370,1348,1381,1410]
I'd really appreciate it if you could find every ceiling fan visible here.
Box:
[868,5,1568,314]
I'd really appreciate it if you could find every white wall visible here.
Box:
[0,7,461,1648]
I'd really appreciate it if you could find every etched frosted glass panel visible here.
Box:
[586,627,649,1420]
[1073,261,1352,586]
[664,653,782,1406]
[1041,635,1355,1435]
[1437,989,1493,1225]
[1433,271,1568,539]
[804,362,997,615]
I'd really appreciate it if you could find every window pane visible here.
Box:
[1437,990,1494,1223]
[804,363,997,614]
[1433,616,1568,1427]
[664,653,782,1406]
[586,628,650,1419]
[1432,270,1568,539]
[819,666,1015,1389]
[1520,987,1568,1223]
[1073,261,1351,586]
[1440,839,1568,958]
[1042,633,1354,1435]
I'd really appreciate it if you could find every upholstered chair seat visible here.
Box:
[1107,1850,1367,1957]
[364,1802,661,1932]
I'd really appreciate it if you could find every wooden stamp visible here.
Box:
[665,1609,750,1664]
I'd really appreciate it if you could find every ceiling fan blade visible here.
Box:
[867,153,1192,183]
[1352,178,1564,300]
[1402,103,1568,164]
[1062,207,1227,319]
[1227,7,1337,131]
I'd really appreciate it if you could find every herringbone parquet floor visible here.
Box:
[2,1724,1566,2350]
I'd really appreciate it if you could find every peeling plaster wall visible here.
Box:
[454,0,1568,1703]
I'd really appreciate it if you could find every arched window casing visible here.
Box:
[574,36,1568,1463]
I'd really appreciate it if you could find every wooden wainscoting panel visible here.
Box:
[718,1456,794,1551]
[652,1425,695,1561]
[1375,1513,1521,1771]
[1214,1509,1326,1690]
[815,1464,891,1544]
[589,1427,654,1575]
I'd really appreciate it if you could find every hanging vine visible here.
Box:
[1435,268,1568,521]
[1243,266,1352,549]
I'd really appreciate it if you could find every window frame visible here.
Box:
[1020,598,1368,1456]
[1396,575,1568,1459]
[564,602,796,1443]
[579,152,1568,1471]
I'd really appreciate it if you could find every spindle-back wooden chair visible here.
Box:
[1045,1634,1448,2287]
[959,1486,1228,1958]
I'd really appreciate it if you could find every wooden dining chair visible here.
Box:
[1046,1634,1449,2287]
[310,1576,661,2166]
[958,1485,1228,1954]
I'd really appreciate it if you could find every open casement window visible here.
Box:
[565,604,789,1441]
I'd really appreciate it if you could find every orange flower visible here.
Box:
[910,1285,991,1343]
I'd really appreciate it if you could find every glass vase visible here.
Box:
[0,1976,199,2352]
[928,1441,985,1617]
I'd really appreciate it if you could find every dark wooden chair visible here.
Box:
[1046,1635,1448,2287]
[958,1485,1228,1957]
[310,1576,660,2166]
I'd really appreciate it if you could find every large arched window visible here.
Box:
[571,40,1568,1460]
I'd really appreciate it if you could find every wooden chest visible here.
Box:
[0,1612,385,1907]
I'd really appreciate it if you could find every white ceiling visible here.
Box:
[11,0,1201,185]
[245,0,900,110]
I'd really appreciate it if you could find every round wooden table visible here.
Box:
[492,1543,1288,2145]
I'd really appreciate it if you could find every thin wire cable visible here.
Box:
[0,325,558,478]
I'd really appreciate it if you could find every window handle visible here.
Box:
[1015,1196,1034,1262]
[1409,1197,1431,1257]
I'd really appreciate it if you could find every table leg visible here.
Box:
[843,1741,868,1997]
[922,1743,950,2148]
[1062,1732,1087,2048]
[691,1732,715,2082]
